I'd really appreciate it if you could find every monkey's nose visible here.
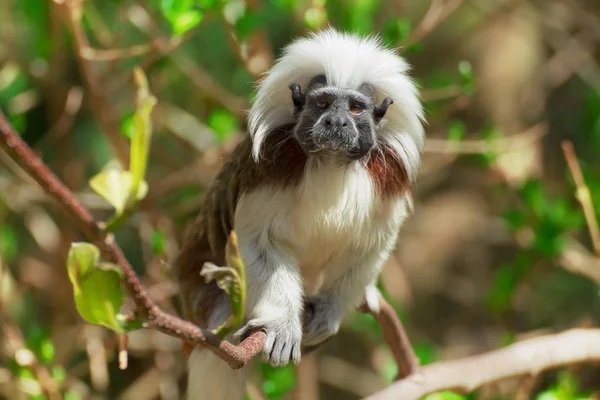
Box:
[325,116,349,128]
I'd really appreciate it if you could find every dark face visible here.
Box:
[289,75,393,161]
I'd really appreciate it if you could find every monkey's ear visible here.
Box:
[289,84,305,112]
[373,97,394,124]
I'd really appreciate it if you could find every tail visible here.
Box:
[186,347,250,400]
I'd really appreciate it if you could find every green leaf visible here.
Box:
[381,355,398,383]
[503,208,526,231]
[89,170,149,215]
[200,232,246,337]
[536,370,591,400]
[25,326,55,365]
[485,263,520,313]
[261,362,296,399]
[151,229,166,256]
[383,18,411,46]
[423,392,467,400]
[458,60,475,95]
[17,367,42,396]
[158,0,204,34]
[207,108,239,142]
[197,0,220,9]
[448,120,466,143]
[235,11,261,40]
[120,112,135,139]
[117,314,146,331]
[303,7,327,30]
[413,342,438,366]
[51,366,67,384]
[130,68,156,205]
[173,10,203,34]
[64,391,84,400]
[520,179,548,218]
[67,243,125,333]
[0,223,18,263]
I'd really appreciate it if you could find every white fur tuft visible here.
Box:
[248,27,425,182]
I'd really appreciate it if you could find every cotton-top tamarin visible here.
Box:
[173,28,425,400]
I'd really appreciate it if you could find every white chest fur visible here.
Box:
[235,159,409,294]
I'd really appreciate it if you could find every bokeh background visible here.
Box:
[1,0,600,399]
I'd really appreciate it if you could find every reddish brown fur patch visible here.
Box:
[366,145,410,197]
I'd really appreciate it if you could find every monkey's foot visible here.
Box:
[235,315,302,367]
[302,299,342,347]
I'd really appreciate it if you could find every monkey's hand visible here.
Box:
[302,297,344,347]
[235,311,303,367]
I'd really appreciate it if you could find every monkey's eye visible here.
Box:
[350,104,365,115]
[316,98,329,109]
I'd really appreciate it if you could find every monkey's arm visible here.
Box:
[233,230,304,367]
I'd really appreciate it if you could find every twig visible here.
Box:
[560,238,600,285]
[220,0,274,80]
[125,5,248,117]
[361,293,419,380]
[106,23,204,92]
[79,37,173,61]
[425,122,546,154]
[3,321,61,399]
[562,141,600,257]
[34,86,84,150]
[60,0,130,167]
[0,108,265,369]
[118,333,128,370]
[365,329,600,400]
[404,0,465,48]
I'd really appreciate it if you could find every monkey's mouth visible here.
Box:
[300,140,369,161]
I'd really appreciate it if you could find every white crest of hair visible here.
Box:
[248,27,425,183]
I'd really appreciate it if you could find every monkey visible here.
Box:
[173,28,425,400]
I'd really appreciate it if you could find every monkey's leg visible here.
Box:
[302,252,386,347]
[234,239,304,367]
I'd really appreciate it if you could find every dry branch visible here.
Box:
[365,328,600,400]
[361,293,419,380]
[404,0,465,48]
[562,141,600,258]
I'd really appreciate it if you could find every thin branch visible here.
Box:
[4,322,61,400]
[78,35,185,62]
[562,141,600,257]
[106,22,204,92]
[361,293,419,380]
[125,5,249,117]
[560,238,600,286]
[365,328,600,400]
[403,0,465,48]
[220,0,274,80]
[0,108,265,369]
[60,0,130,167]
[425,122,546,155]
